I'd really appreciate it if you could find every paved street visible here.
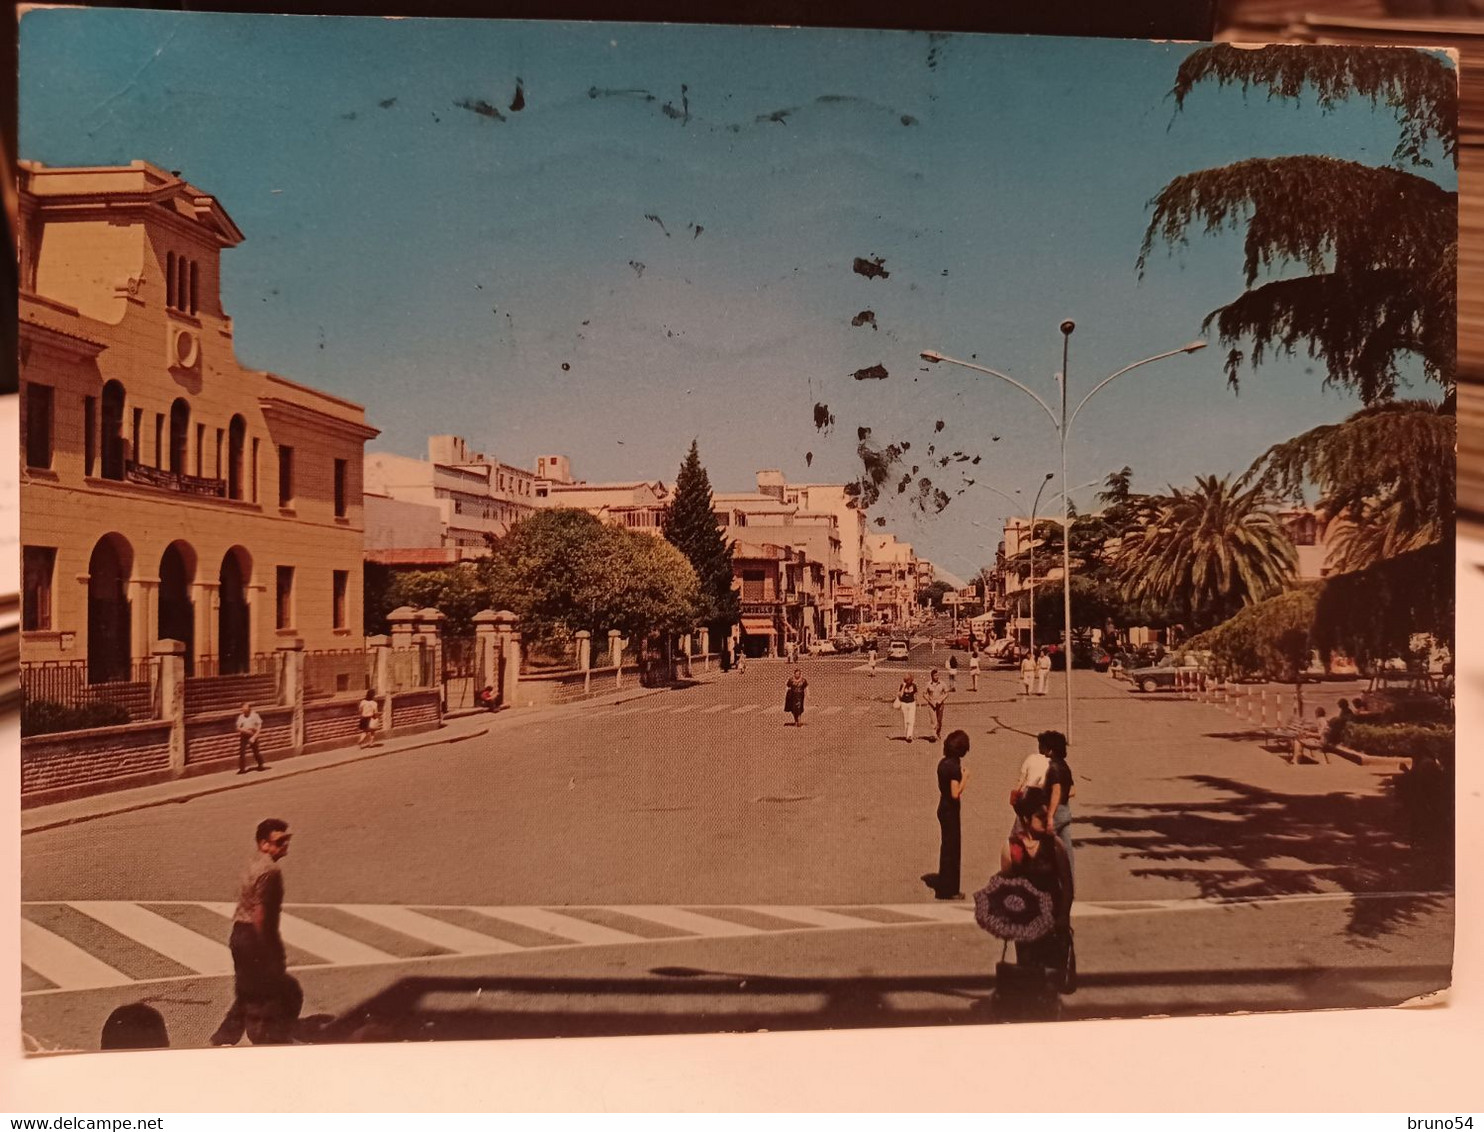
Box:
[21,644,1453,1050]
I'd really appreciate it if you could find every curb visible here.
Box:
[22,723,491,835]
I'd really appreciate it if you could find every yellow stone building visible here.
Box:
[18,160,378,683]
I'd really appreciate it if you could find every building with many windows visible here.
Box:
[363,435,538,561]
[18,160,378,681]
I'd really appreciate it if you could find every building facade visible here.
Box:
[18,160,378,681]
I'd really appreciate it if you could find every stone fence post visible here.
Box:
[494,610,520,707]
[473,611,500,706]
[276,637,306,751]
[699,627,710,673]
[577,629,592,696]
[609,629,623,688]
[154,639,186,777]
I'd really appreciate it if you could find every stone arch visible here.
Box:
[158,541,197,675]
[87,534,134,683]
[218,546,253,676]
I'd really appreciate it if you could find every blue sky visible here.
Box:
[20,12,1455,580]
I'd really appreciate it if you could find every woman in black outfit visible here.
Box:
[783,667,808,726]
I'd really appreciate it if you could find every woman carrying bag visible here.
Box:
[896,674,919,742]
[783,667,808,726]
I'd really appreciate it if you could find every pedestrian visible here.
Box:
[719,644,731,673]
[235,703,266,774]
[947,653,959,692]
[999,786,1075,996]
[784,667,808,726]
[930,729,971,900]
[1036,647,1052,696]
[358,689,380,748]
[210,818,298,1047]
[1038,729,1076,877]
[896,673,919,742]
[476,685,497,712]
[867,644,878,676]
[737,647,747,675]
[1020,649,1036,697]
[924,668,949,741]
[968,646,981,693]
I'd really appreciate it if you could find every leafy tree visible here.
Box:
[922,579,955,610]
[1140,44,1457,405]
[1113,473,1297,631]
[484,508,699,642]
[1246,399,1454,571]
[1190,585,1320,713]
[663,440,739,636]
[1313,539,1453,662]
[371,562,494,637]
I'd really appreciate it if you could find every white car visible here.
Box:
[887,640,910,661]
[810,640,837,655]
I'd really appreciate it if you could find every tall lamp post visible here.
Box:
[922,326,1206,741]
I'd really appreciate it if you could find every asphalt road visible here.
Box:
[21,645,1454,1049]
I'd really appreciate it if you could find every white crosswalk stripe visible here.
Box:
[731,704,758,714]
[818,706,843,716]
[670,705,698,714]
[19,900,1004,995]
[851,706,872,715]
[700,704,731,714]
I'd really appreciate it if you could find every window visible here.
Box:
[334,459,348,518]
[154,413,164,468]
[101,382,126,480]
[22,547,55,631]
[251,438,260,502]
[189,261,199,315]
[278,446,294,506]
[275,566,295,630]
[332,570,348,630]
[195,424,205,477]
[166,252,176,308]
[84,396,96,477]
[177,257,188,313]
[215,428,224,479]
[742,570,767,601]
[24,383,53,469]
[227,415,246,500]
[169,400,189,474]
[131,408,143,466]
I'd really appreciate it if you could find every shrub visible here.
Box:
[22,699,133,737]
[1332,720,1454,763]
[1355,690,1452,725]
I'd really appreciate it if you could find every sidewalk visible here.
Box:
[21,677,682,835]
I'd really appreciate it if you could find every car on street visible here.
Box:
[832,634,859,653]
[887,639,910,661]
[810,640,837,655]
[1126,654,1206,693]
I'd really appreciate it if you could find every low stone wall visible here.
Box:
[391,688,441,733]
[21,720,175,802]
[184,707,295,769]
[304,696,364,753]
[517,666,631,707]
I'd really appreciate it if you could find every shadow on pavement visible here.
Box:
[1080,776,1453,939]
[303,959,1452,1043]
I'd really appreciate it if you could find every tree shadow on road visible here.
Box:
[1079,775,1452,941]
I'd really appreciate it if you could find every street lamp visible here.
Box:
[922,327,1206,741]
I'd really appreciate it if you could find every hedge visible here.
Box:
[1332,721,1454,763]
[21,699,133,737]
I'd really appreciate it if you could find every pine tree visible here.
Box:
[663,440,740,636]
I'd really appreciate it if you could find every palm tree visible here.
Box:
[1245,399,1454,573]
[1114,474,1298,630]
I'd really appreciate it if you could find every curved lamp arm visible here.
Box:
[1066,342,1206,434]
[920,351,1062,432]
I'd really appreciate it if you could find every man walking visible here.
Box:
[930,730,970,900]
[1020,648,1036,697]
[1036,647,1052,696]
[235,703,266,774]
[211,818,297,1046]
[923,667,949,741]
[867,643,878,676]
[968,646,981,693]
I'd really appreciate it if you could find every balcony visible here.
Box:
[124,460,228,498]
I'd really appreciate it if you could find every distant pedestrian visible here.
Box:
[235,703,266,774]
[737,648,748,675]
[211,818,299,1047]
[930,730,971,900]
[896,674,919,742]
[784,667,808,726]
[867,645,878,676]
[1036,648,1052,696]
[1020,651,1036,697]
[1038,729,1076,877]
[476,685,497,712]
[947,653,959,692]
[720,645,731,673]
[358,690,380,748]
[923,668,949,741]
[968,647,981,692]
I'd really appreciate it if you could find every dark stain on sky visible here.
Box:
[852,363,889,381]
[379,98,397,110]
[628,260,645,278]
[851,310,877,329]
[901,115,918,126]
[934,420,944,432]
[645,213,670,237]
[757,108,795,125]
[590,87,656,101]
[813,403,835,434]
[340,111,358,121]
[660,85,690,124]
[455,98,505,122]
[510,81,525,113]
[853,256,889,280]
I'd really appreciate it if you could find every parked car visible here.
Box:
[1047,639,1108,671]
[887,639,911,661]
[811,640,838,655]
[1127,655,1205,693]
[833,634,860,653]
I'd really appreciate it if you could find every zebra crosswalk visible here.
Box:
[20,900,980,995]
[585,701,879,720]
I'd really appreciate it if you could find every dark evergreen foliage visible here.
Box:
[663,440,740,634]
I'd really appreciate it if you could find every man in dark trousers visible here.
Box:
[210,818,298,1046]
[931,730,970,899]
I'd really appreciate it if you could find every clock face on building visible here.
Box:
[171,327,200,369]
